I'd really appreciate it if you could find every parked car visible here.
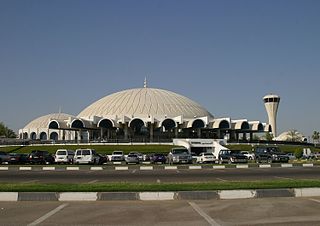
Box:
[28,150,55,164]
[0,151,11,164]
[254,146,289,163]
[54,149,74,164]
[125,153,140,164]
[8,153,29,164]
[196,152,216,164]
[74,149,100,164]
[111,151,125,162]
[97,154,108,165]
[218,150,248,164]
[128,152,144,161]
[151,153,167,164]
[241,151,255,160]
[286,152,296,160]
[167,148,193,164]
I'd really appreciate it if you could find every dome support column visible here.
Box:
[149,123,154,142]
[124,123,128,140]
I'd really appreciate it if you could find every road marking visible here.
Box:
[19,167,32,171]
[157,179,161,183]
[27,203,68,226]
[132,169,137,174]
[87,180,99,184]
[274,176,293,180]
[189,202,221,226]
[176,170,180,174]
[0,167,9,171]
[309,198,320,204]
[115,166,128,171]
[66,167,79,171]
[216,178,228,182]
[22,180,39,184]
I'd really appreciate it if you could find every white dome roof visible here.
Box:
[276,130,306,142]
[23,113,75,130]
[78,88,213,119]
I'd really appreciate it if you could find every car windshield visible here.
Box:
[82,150,91,155]
[128,154,137,157]
[57,151,67,155]
[172,149,188,154]
[204,153,213,156]
[113,151,123,155]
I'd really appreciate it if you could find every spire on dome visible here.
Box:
[144,77,147,88]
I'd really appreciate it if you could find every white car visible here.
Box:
[54,149,74,164]
[111,151,125,162]
[241,151,255,160]
[196,152,216,164]
[74,149,100,164]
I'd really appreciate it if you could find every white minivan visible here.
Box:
[74,149,100,164]
[54,149,74,164]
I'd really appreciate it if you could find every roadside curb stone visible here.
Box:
[256,189,295,198]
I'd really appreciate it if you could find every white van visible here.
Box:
[54,149,74,164]
[74,149,100,164]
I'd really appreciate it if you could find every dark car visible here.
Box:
[97,154,108,165]
[28,150,55,164]
[9,153,29,164]
[218,150,248,164]
[151,153,167,164]
[0,151,10,164]
[255,146,289,163]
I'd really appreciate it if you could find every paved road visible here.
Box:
[1,197,320,225]
[0,167,320,183]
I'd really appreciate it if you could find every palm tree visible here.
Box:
[312,131,320,144]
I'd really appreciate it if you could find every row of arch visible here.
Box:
[21,131,58,140]
[48,117,267,132]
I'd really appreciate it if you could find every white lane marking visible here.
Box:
[27,203,68,226]
[132,169,137,174]
[22,180,39,184]
[189,202,221,226]
[309,198,320,204]
[274,176,293,180]
[216,178,228,182]
[87,180,99,184]
[176,170,180,174]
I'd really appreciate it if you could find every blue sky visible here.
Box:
[0,0,319,138]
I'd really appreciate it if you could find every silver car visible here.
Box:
[125,154,140,164]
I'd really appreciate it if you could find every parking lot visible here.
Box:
[1,197,320,226]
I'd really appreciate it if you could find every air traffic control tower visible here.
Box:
[263,94,280,137]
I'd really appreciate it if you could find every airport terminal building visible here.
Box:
[19,84,271,143]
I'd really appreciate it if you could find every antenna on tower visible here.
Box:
[144,77,147,88]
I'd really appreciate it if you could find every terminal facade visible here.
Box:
[19,85,273,143]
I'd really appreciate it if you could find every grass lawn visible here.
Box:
[0,180,320,192]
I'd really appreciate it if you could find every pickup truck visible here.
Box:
[167,148,193,164]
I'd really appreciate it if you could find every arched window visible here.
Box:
[30,132,37,140]
[192,119,205,129]
[71,119,84,129]
[40,132,47,140]
[219,120,230,129]
[129,118,146,134]
[50,132,58,141]
[98,119,114,129]
[241,122,250,130]
[161,119,176,131]
[49,121,59,129]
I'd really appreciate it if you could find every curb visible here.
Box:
[1,188,320,201]
[0,163,317,171]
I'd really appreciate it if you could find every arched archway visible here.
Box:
[219,120,230,129]
[71,119,84,129]
[161,119,176,131]
[49,121,59,129]
[30,132,37,140]
[23,132,28,139]
[241,122,250,130]
[192,119,205,129]
[40,132,47,140]
[98,119,114,129]
[129,118,147,137]
[257,123,264,132]
[50,132,58,141]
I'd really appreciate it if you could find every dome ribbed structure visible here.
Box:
[78,88,213,119]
